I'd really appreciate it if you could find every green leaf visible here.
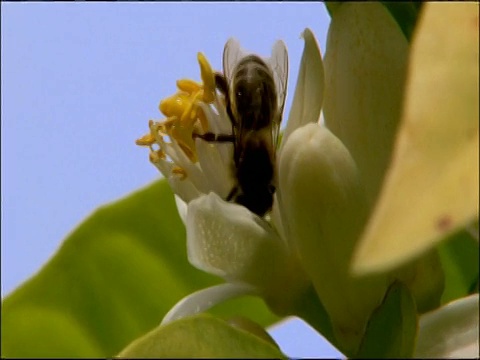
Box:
[357,282,417,358]
[382,1,424,41]
[118,314,286,358]
[438,229,480,304]
[353,2,479,274]
[1,180,277,357]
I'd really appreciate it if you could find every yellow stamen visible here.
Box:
[181,90,203,123]
[177,79,202,94]
[197,52,216,103]
[149,149,165,164]
[159,92,192,118]
[135,133,156,146]
[170,122,198,163]
[196,107,209,132]
[152,115,198,163]
[138,51,220,166]
[157,117,177,137]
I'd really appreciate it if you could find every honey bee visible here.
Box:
[194,38,288,217]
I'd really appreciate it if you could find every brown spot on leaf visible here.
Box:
[436,215,453,232]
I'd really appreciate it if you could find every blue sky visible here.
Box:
[1,2,343,358]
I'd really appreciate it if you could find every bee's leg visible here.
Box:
[192,132,235,143]
[226,185,240,202]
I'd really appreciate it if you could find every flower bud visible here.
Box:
[279,123,388,353]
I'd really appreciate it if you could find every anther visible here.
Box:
[177,79,202,94]
[172,166,187,180]
[135,133,156,146]
[149,149,165,164]
[159,93,191,118]
[197,52,216,103]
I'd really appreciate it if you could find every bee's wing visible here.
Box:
[267,40,288,149]
[223,38,249,83]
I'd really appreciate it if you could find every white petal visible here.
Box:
[280,28,324,153]
[415,294,479,358]
[323,2,409,204]
[161,283,258,325]
[268,40,289,115]
[174,195,188,225]
[185,192,302,297]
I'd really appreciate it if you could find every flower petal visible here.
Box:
[174,195,188,225]
[185,192,308,311]
[278,123,387,353]
[323,2,409,204]
[186,192,280,279]
[161,283,258,325]
[280,28,324,152]
[415,294,479,358]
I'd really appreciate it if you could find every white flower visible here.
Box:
[136,28,328,326]
[136,3,473,356]
[136,23,388,354]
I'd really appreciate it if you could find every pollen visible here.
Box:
[171,166,187,180]
[159,93,192,119]
[149,149,165,164]
[135,133,156,146]
[177,79,202,94]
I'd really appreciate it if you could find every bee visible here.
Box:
[194,38,288,217]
